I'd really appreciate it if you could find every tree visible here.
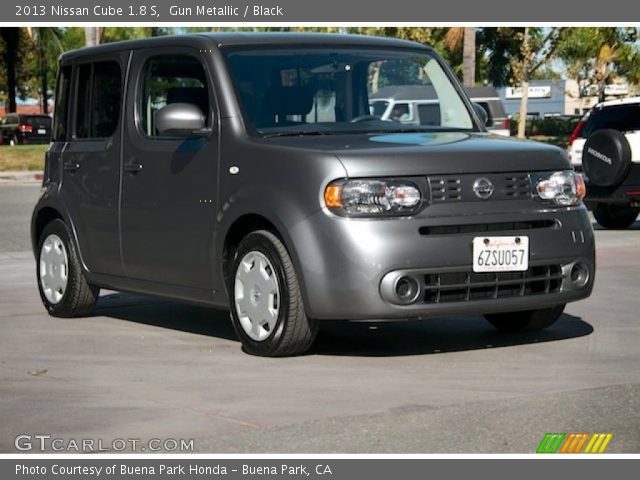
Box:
[0,28,19,113]
[511,28,567,138]
[558,28,640,102]
[445,27,476,87]
[477,28,524,87]
[84,27,102,46]
[25,28,64,114]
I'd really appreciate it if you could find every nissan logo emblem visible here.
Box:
[473,178,495,200]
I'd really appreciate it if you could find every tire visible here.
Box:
[229,230,318,357]
[36,219,99,317]
[9,135,18,146]
[593,203,639,229]
[582,129,632,187]
[484,304,565,332]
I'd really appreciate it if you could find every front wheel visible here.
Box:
[229,230,318,357]
[484,305,565,332]
[593,203,639,229]
[37,219,99,317]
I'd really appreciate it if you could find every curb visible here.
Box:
[0,171,43,184]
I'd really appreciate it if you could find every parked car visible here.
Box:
[0,113,52,145]
[568,97,640,228]
[32,33,594,356]
[370,85,510,136]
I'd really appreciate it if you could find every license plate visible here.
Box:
[472,236,529,272]
[37,129,46,134]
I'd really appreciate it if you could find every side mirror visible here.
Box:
[472,103,491,127]
[155,103,206,136]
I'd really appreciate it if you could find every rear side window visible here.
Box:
[73,61,122,139]
[53,66,71,141]
[582,104,640,138]
[138,55,210,137]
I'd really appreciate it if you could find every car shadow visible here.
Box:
[92,292,594,357]
[92,292,238,341]
[312,314,593,357]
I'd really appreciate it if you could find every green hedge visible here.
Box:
[509,117,581,137]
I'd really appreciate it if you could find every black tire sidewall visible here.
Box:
[36,219,81,315]
[593,203,640,229]
[228,232,293,355]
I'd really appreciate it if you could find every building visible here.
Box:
[497,79,632,118]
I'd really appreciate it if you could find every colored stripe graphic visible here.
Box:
[584,433,613,453]
[537,433,613,453]
[560,433,589,453]
[537,433,566,453]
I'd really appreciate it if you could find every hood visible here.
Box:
[266,132,570,177]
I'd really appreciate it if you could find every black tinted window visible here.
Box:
[74,61,121,139]
[582,104,640,137]
[24,116,51,128]
[53,66,71,141]
[418,104,441,126]
[139,55,210,137]
[75,65,92,138]
[92,62,121,137]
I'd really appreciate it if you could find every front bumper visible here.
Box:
[288,203,595,320]
[584,163,640,207]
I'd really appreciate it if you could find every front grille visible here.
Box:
[429,177,462,202]
[419,219,558,236]
[504,175,532,197]
[423,264,563,304]
[427,173,533,203]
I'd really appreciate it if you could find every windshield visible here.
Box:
[224,47,475,135]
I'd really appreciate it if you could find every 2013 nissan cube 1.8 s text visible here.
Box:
[32,33,595,356]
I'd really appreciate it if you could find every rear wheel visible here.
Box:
[229,230,317,357]
[9,135,18,146]
[593,203,639,229]
[484,305,565,332]
[37,219,99,317]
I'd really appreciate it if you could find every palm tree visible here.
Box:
[445,27,476,87]
[0,28,20,113]
[85,27,103,46]
[26,28,63,114]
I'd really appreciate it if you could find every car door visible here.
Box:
[58,53,127,276]
[120,48,219,290]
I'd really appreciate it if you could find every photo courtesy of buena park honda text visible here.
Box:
[1,0,640,478]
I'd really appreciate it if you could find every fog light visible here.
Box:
[394,276,420,304]
[570,263,590,288]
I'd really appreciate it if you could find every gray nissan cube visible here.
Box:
[32,33,595,356]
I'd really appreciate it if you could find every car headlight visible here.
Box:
[535,171,586,206]
[324,179,422,216]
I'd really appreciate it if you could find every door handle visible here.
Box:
[124,162,143,174]
[63,162,80,172]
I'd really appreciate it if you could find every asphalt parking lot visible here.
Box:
[1,183,639,453]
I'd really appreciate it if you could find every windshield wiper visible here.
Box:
[263,130,332,138]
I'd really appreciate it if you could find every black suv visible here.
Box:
[569,98,640,229]
[0,113,52,145]
[32,34,595,356]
